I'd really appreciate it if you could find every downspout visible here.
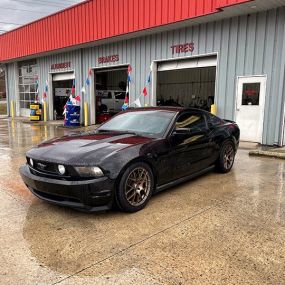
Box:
[4,64,9,116]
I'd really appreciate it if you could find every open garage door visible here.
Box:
[52,72,75,120]
[94,66,128,123]
[157,56,217,112]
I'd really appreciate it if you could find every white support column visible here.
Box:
[48,73,53,121]
[151,61,157,106]
[90,71,96,125]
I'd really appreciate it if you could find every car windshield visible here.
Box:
[97,110,176,138]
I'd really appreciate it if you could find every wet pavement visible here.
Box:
[0,118,284,285]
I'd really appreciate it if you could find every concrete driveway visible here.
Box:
[0,118,284,285]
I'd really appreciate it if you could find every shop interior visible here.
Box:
[156,66,216,111]
[52,79,73,120]
[94,67,128,123]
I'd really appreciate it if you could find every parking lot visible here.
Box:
[0,118,284,285]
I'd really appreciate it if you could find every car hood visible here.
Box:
[27,132,155,165]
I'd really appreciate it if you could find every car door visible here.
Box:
[169,111,212,180]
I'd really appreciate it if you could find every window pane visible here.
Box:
[30,84,36,93]
[208,114,223,126]
[176,113,206,130]
[30,93,36,101]
[19,93,25,100]
[18,60,38,108]
[24,101,31,108]
[242,83,260,105]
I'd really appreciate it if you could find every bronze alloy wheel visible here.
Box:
[223,143,235,170]
[124,167,151,207]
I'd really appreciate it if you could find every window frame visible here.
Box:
[167,110,208,139]
[18,61,38,109]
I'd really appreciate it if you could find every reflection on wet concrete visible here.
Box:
[0,118,285,284]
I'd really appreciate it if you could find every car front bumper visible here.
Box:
[20,165,115,212]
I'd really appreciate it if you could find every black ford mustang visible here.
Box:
[20,107,239,213]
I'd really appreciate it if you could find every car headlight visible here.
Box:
[58,165,66,175]
[74,166,104,178]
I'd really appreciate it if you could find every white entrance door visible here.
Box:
[236,76,266,143]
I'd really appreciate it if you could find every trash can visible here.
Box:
[30,103,42,121]
[64,105,81,127]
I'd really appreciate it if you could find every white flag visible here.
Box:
[133,98,141,107]
[81,86,86,94]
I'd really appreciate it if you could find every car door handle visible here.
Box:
[115,100,120,102]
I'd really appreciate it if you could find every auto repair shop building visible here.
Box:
[0,0,285,146]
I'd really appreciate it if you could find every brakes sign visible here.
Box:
[98,55,119,64]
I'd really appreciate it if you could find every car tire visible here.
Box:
[216,141,236,173]
[116,162,154,213]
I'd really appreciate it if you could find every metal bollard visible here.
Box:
[84,102,88,127]
[211,104,217,115]
[10,100,15,118]
[43,101,48,122]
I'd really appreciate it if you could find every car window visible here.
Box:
[207,114,223,126]
[176,112,207,131]
[98,111,176,138]
[97,91,109,98]
[108,92,112,99]
[115,92,126,99]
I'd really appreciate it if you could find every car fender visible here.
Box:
[99,145,156,180]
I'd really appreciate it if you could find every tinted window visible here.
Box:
[176,113,207,131]
[207,114,223,126]
[98,111,176,138]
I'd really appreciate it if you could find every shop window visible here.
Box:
[18,60,38,109]
[242,83,260,105]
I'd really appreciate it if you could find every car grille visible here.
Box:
[26,157,80,181]
[29,158,58,174]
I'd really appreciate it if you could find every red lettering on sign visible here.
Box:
[51,62,71,70]
[171,43,195,54]
[98,54,120,64]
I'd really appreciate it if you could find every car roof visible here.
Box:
[125,106,210,114]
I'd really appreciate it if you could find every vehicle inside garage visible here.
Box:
[95,67,128,123]
[156,57,217,112]
[52,73,74,120]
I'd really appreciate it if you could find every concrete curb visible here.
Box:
[249,150,285,160]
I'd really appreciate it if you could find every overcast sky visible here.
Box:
[0,0,85,34]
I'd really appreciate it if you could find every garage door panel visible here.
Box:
[158,55,217,71]
[53,72,75,81]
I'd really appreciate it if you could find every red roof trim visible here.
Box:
[0,0,252,61]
